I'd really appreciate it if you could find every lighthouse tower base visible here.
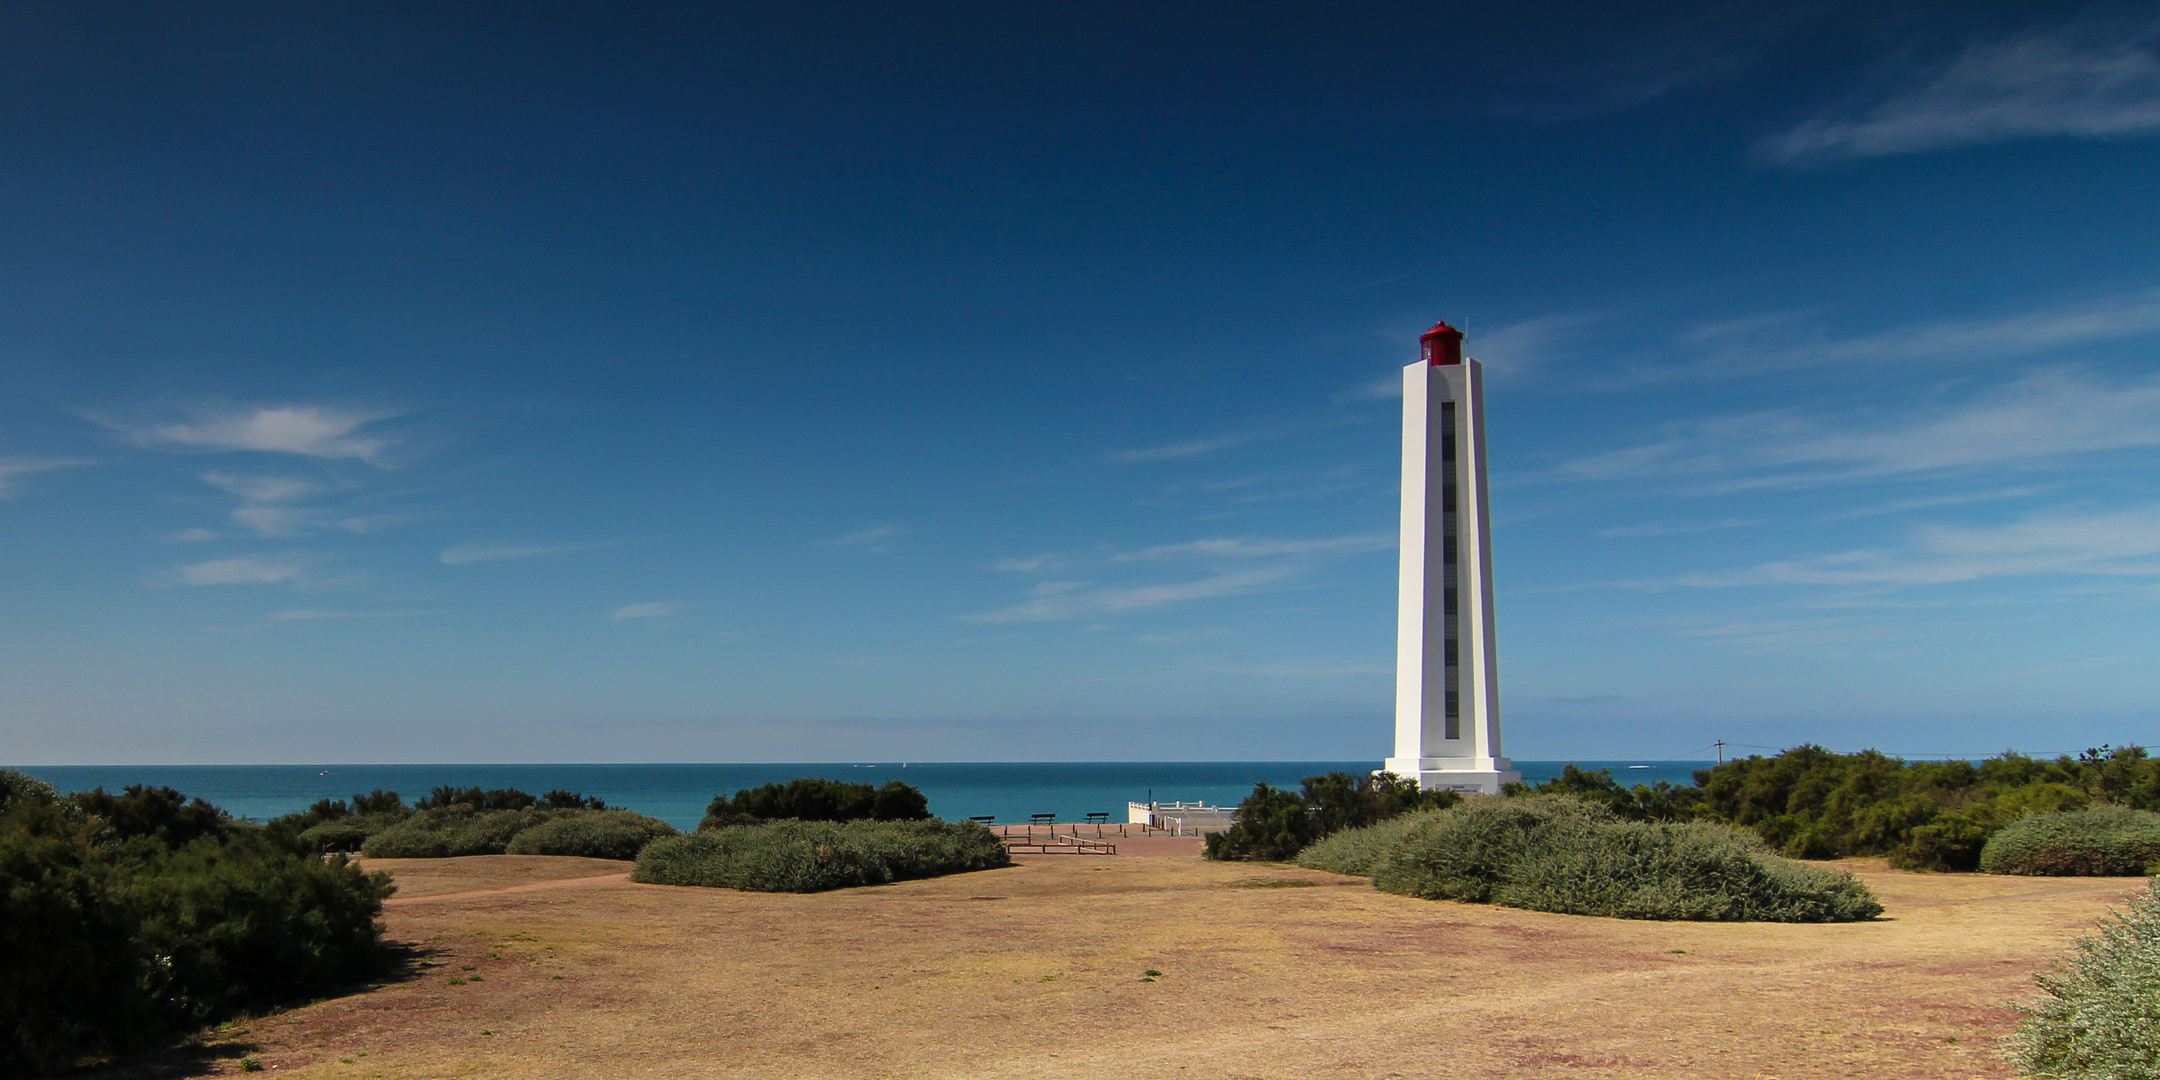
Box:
[1382,755,1521,795]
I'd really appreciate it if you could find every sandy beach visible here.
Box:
[112,851,2142,1080]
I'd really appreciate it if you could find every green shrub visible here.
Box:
[634,819,1009,892]
[361,807,573,858]
[1980,806,2160,876]
[1691,745,2116,869]
[1496,817,1882,922]
[0,782,391,1074]
[2005,878,2160,1078]
[1366,795,1880,922]
[1295,810,1445,876]
[1205,783,1316,862]
[701,778,932,826]
[295,812,410,855]
[1206,772,1460,863]
[504,810,679,860]
[1372,795,1615,902]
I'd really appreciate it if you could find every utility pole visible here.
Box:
[1715,740,1725,764]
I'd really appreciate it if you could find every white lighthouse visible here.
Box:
[1382,321,1520,794]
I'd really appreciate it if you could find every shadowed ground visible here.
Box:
[145,853,2139,1079]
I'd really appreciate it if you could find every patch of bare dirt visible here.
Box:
[153,854,2141,1079]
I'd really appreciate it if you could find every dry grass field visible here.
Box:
[133,852,2140,1079]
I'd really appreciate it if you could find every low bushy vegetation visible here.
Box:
[505,809,680,859]
[700,777,931,828]
[1688,745,2148,871]
[1205,771,1460,862]
[0,771,392,1075]
[1359,795,1881,922]
[1979,806,2160,877]
[635,818,1009,892]
[2004,877,2160,1078]
[1295,810,1445,876]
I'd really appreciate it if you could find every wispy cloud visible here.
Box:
[1829,486,2052,520]
[111,404,404,462]
[1192,659,1390,678]
[1758,18,2160,164]
[966,533,1390,622]
[1108,433,1272,464]
[0,456,92,498]
[170,555,308,587]
[993,553,1062,573]
[1640,287,2160,381]
[611,601,689,620]
[820,525,905,554]
[200,471,319,503]
[965,568,1297,623]
[1558,368,2160,490]
[1500,6,1821,120]
[268,608,436,621]
[440,541,610,566]
[1674,504,2160,588]
[1115,535,1393,562]
[1596,519,1755,539]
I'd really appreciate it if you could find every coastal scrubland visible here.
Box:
[1211,745,2160,875]
[86,851,2149,1080]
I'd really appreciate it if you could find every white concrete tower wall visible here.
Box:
[1382,322,1519,794]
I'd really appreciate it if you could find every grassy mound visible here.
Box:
[1295,810,1444,876]
[1979,806,2160,876]
[633,819,1010,893]
[505,810,679,859]
[1353,795,1879,922]
[2005,878,2160,1078]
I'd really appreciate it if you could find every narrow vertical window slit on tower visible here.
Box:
[1440,402,1460,741]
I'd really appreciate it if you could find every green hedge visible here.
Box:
[504,810,679,859]
[1980,806,2160,876]
[1205,771,1460,862]
[360,807,570,858]
[700,777,931,828]
[2005,878,2160,1078]
[634,819,1010,893]
[1295,810,1445,876]
[1,774,391,1075]
[1354,795,1880,922]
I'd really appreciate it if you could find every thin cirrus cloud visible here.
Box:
[819,525,905,554]
[1631,286,2160,383]
[1596,519,1755,539]
[109,404,404,463]
[169,555,308,587]
[1669,503,2160,589]
[1756,18,2160,165]
[1557,368,2160,491]
[440,541,611,565]
[1107,432,1274,464]
[611,601,689,620]
[967,533,1392,622]
[0,456,93,498]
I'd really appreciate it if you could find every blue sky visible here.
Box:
[3,2,2157,764]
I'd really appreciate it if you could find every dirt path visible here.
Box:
[165,855,2139,1079]
[381,872,631,906]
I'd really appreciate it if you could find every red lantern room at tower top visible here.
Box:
[1420,320,1464,366]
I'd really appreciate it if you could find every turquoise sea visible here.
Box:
[9,761,1712,830]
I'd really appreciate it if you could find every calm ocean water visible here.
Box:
[9,761,1712,830]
